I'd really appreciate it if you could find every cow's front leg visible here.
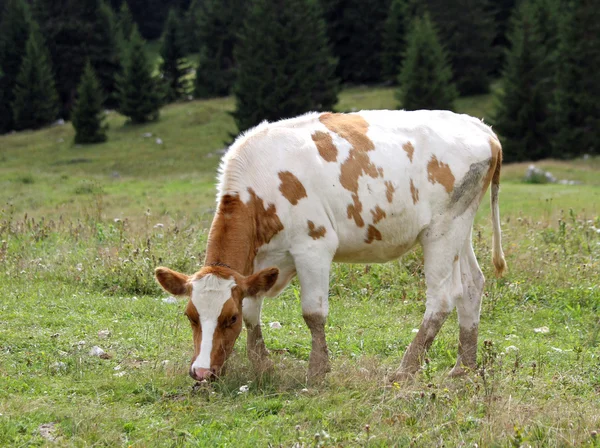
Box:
[243,296,273,373]
[294,250,334,385]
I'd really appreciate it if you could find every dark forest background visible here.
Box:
[0,0,598,161]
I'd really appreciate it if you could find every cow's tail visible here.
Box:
[490,137,507,278]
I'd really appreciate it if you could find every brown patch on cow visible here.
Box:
[303,313,330,383]
[205,189,283,275]
[370,206,386,224]
[347,194,364,227]
[427,155,455,193]
[319,113,374,152]
[385,181,395,203]
[320,113,384,228]
[307,220,327,239]
[278,171,307,205]
[454,254,459,263]
[410,179,419,204]
[339,149,380,194]
[365,225,382,244]
[403,142,415,162]
[312,131,337,162]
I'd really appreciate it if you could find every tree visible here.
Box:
[118,25,161,123]
[322,0,391,84]
[11,23,59,130]
[397,14,457,111]
[193,0,247,98]
[551,0,600,158]
[0,0,31,133]
[381,0,422,84]
[493,1,554,162]
[424,0,496,95]
[88,1,120,109]
[487,0,517,75]
[72,62,107,143]
[159,8,189,102]
[117,1,134,40]
[233,0,338,133]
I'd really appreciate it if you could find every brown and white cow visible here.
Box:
[155,110,506,383]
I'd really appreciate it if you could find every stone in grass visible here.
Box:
[89,346,111,359]
[162,296,178,304]
[98,329,111,339]
[38,423,57,441]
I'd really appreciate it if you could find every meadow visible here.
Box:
[1,87,599,446]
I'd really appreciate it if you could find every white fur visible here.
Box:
[190,274,236,370]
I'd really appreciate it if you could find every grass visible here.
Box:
[1,88,599,446]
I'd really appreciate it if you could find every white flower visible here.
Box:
[269,321,282,329]
[505,345,518,352]
[534,326,550,334]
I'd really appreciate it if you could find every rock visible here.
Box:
[38,423,57,441]
[89,346,111,359]
[98,330,110,339]
[269,321,282,329]
[534,326,550,334]
[156,138,163,145]
[53,119,65,126]
[162,296,178,304]
[142,132,153,138]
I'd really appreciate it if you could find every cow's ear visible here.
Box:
[243,267,279,297]
[155,267,191,296]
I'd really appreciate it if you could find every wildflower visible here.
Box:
[534,326,550,334]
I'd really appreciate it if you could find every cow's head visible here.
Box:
[154,265,279,381]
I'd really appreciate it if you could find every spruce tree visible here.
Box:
[397,14,456,111]
[493,1,552,162]
[233,0,338,133]
[0,0,31,133]
[381,0,422,84]
[193,0,247,98]
[159,8,189,103]
[117,1,134,40]
[11,23,59,130]
[551,0,600,157]
[424,0,496,95]
[118,25,161,124]
[322,0,391,84]
[72,62,107,143]
[183,0,201,54]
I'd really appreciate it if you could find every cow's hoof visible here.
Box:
[390,369,417,383]
[250,353,274,374]
[307,360,330,386]
[448,364,475,378]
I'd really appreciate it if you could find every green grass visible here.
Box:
[1,89,599,446]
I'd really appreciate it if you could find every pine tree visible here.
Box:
[183,0,201,54]
[89,1,121,109]
[493,1,553,162]
[424,0,496,95]
[117,1,134,40]
[551,0,600,158]
[193,0,247,98]
[233,0,338,133]
[118,25,161,124]
[381,0,422,84]
[322,0,391,84]
[397,14,457,111]
[72,62,107,143]
[11,23,58,130]
[488,0,518,75]
[0,0,31,133]
[159,8,189,103]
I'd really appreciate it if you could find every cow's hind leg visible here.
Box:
[449,232,485,376]
[393,223,470,381]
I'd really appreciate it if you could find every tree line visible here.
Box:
[0,0,597,161]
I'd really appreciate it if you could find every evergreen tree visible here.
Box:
[193,0,247,98]
[551,0,600,157]
[11,23,59,130]
[183,0,201,54]
[397,14,456,111]
[381,0,422,84]
[0,0,31,133]
[88,1,120,109]
[118,25,161,124]
[322,0,391,84]
[233,0,338,133]
[159,8,189,102]
[72,62,107,143]
[493,1,552,162]
[487,0,517,75]
[424,0,496,95]
[117,1,134,40]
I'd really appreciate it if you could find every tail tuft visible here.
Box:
[490,138,507,278]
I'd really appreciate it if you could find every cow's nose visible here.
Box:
[190,367,215,381]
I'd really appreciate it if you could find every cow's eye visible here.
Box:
[230,315,238,326]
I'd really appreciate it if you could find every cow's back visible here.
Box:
[218,110,498,263]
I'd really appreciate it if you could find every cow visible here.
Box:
[154,110,506,384]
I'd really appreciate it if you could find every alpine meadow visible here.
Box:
[1,0,600,446]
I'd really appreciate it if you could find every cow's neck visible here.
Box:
[204,194,256,276]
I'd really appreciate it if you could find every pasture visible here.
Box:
[1,89,599,446]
